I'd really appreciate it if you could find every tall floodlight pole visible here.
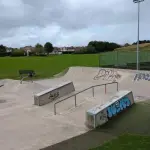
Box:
[133,0,144,70]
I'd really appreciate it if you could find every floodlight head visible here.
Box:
[133,0,144,3]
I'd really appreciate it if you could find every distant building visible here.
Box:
[53,46,86,53]
[20,46,35,53]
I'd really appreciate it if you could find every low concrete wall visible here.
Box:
[34,81,75,106]
[86,90,134,128]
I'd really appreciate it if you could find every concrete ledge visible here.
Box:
[34,81,75,106]
[86,90,134,128]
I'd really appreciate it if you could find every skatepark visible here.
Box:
[0,66,150,150]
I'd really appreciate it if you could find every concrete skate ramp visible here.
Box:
[36,67,130,91]
[34,81,75,106]
[58,67,130,83]
[0,79,48,95]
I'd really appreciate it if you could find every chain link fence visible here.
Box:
[100,50,150,66]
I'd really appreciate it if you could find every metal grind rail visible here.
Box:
[54,82,119,115]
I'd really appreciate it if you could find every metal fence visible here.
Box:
[100,50,150,66]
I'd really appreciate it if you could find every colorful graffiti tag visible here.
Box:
[134,73,150,81]
[107,96,131,118]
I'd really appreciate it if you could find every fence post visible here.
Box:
[75,95,77,107]
[116,50,118,67]
[92,87,94,97]
[54,104,56,115]
[105,84,106,94]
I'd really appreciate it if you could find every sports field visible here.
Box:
[0,54,99,79]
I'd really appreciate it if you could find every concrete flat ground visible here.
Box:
[0,67,150,150]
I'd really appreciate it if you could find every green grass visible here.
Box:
[0,54,99,79]
[90,134,150,150]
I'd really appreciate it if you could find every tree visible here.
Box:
[124,43,130,47]
[35,43,44,53]
[86,45,96,53]
[0,45,6,53]
[44,42,54,53]
[87,41,120,53]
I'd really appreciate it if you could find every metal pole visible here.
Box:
[54,104,56,115]
[75,95,77,107]
[92,87,94,97]
[137,2,140,70]
[117,82,119,91]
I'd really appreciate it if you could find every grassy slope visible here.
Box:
[91,134,150,150]
[0,54,99,79]
[41,102,150,150]
[115,43,150,51]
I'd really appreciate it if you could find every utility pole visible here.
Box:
[133,0,144,70]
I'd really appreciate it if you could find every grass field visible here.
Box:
[0,54,99,79]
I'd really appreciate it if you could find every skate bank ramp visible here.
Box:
[86,90,135,128]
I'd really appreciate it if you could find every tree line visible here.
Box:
[132,40,150,45]
[1,39,150,56]
[0,42,54,56]
[75,41,121,54]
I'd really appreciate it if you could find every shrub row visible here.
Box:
[0,52,48,57]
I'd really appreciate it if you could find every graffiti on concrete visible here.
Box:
[99,110,108,123]
[94,69,121,81]
[107,97,131,118]
[98,96,131,123]
[49,91,59,101]
[134,73,150,81]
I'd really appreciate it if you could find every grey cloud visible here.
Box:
[0,0,149,47]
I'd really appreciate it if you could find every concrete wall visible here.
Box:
[86,90,134,128]
[34,81,75,106]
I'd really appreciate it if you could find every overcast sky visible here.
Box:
[0,0,149,48]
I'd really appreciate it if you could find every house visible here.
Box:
[20,46,35,53]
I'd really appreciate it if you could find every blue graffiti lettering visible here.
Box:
[107,97,131,118]
[134,73,150,81]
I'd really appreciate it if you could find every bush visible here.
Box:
[11,50,25,57]
[0,52,9,57]
[29,51,36,56]
[62,51,74,54]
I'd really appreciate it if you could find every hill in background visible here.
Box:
[115,43,150,51]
